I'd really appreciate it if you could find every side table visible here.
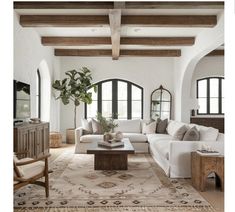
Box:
[191,152,224,192]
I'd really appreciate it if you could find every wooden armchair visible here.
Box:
[14,152,51,197]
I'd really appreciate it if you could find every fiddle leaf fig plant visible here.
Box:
[52,67,96,128]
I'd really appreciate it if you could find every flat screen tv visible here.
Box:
[14,80,30,119]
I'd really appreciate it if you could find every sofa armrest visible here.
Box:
[168,140,224,178]
[75,127,84,144]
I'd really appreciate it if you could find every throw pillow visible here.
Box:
[173,125,188,140]
[142,121,157,134]
[183,126,200,141]
[156,118,168,134]
[81,118,93,135]
[91,118,103,134]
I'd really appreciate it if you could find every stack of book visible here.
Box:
[196,149,220,156]
[98,139,124,148]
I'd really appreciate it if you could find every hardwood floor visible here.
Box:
[49,144,224,212]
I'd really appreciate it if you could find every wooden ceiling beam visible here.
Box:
[20,15,109,27]
[121,37,195,46]
[14,1,223,9]
[54,49,181,57]
[121,15,217,27]
[41,37,111,46]
[20,15,217,27]
[206,49,224,56]
[41,36,195,46]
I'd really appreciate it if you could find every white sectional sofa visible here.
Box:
[75,119,224,178]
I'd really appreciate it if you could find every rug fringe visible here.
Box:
[14,205,215,212]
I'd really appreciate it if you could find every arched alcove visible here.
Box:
[174,12,224,123]
[38,59,51,122]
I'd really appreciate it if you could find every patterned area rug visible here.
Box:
[14,150,214,211]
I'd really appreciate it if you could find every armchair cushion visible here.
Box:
[81,118,93,134]
[20,158,45,180]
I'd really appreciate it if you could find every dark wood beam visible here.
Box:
[125,2,224,9]
[55,49,181,57]
[14,1,224,9]
[121,37,195,46]
[20,15,109,27]
[42,36,195,46]
[206,49,224,56]
[14,2,114,9]
[41,37,111,46]
[20,15,217,27]
[121,15,217,27]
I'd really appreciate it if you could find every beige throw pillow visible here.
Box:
[91,118,103,134]
[142,121,157,134]
[81,118,93,134]
[183,126,200,141]
[173,125,188,140]
[156,118,168,134]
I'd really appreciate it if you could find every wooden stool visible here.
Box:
[50,132,62,148]
[191,152,224,192]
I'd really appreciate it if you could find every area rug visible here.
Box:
[14,150,214,211]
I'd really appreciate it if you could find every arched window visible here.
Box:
[197,77,224,115]
[85,79,143,119]
[36,69,41,118]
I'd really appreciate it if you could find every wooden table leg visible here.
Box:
[94,154,127,170]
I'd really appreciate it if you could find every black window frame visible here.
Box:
[85,79,143,119]
[36,69,41,118]
[196,76,224,115]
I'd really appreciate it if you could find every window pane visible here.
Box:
[161,102,170,112]
[210,78,219,97]
[221,79,224,98]
[161,112,170,120]
[222,97,224,113]
[88,88,97,100]
[132,85,141,100]
[151,111,160,120]
[152,101,160,111]
[87,101,97,118]
[162,91,171,101]
[132,101,141,118]
[102,101,112,118]
[118,81,127,100]
[118,101,127,119]
[152,92,161,101]
[198,98,207,113]
[198,80,207,98]
[102,81,112,100]
[210,98,219,113]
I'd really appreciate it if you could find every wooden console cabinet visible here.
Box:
[14,122,49,159]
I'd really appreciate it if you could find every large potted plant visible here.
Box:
[52,67,96,143]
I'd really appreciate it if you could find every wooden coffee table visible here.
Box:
[87,138,135,170]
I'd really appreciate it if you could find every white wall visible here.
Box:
[14,12,60,131]
[190,56,224,99]
[59,57,174,136]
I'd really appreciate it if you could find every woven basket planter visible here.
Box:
[50,131,62,148]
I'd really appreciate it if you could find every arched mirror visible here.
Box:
[150,85,172,120]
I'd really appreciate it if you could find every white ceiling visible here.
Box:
[15,7,224,51]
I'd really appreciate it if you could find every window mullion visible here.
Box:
[112,80,118,119]
[207,78,210,114]
[127,83,132,119]
[98,83,102,114]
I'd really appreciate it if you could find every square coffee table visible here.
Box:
[87,138,135,170]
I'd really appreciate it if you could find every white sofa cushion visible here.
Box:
[217,133,224,141]
[198,126,219,141]
[81,118,93,134]
[166,120,186,137]
[122,133,147,143]
[150,140,170,160]
[80,135,103,143]
[114,119,141,133]
[147,134,173,143]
